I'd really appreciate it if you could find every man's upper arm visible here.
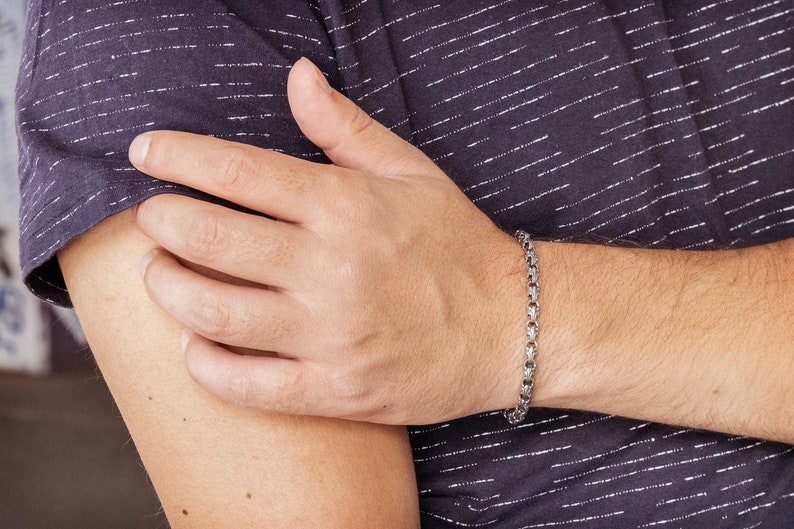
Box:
[59,209,419,528]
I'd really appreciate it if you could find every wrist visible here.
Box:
[470,228,530,414]
[500,231,540,424]
[468,235,598,417]
[523,241,596,411]
[479,235,588,415]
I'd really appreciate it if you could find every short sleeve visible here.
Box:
[16,0,336,306]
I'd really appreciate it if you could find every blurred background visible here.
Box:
[1,1,164,526]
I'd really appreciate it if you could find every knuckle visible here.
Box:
[323,105,376,156]
[267,311,300,343]
[257,230,296,269]
[271,163,311,196]
[267,365,311,414]
[190,289,231,337]
[321,253,359,295]
[235,306,298,347]
[329,371,365,402]
[321,312,378,358]
[225,369,256,408]
[216,145,254,192]
[333,250,376,294]
[183,209,226,261]
[345,105,376,142]
[325,367,381,420]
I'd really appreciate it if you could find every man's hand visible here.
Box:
[130,58,527,424]
[130,58,794,442]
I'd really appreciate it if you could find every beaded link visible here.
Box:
[503,230,539,425]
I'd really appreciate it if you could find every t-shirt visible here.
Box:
[17,1,794,527]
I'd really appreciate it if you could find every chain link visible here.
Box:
[503,230,539,425]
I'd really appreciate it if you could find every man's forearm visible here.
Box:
[532,237,794,443]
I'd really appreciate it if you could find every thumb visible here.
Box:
[287,57,434,176]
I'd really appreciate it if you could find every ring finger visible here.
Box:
[140,248,309,354]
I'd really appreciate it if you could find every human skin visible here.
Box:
[133,58,794,444]
[60,218,421,528]
[58,67,421,528]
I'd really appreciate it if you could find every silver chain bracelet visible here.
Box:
[503,229,539,425]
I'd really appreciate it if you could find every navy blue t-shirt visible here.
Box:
[17,1,794,526]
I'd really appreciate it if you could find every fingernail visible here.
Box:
[129,133,151,168]
[180,329,192,353]
[139,250,155,281]
[302,57,333,95]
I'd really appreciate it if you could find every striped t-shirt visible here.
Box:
[17,1,794,527]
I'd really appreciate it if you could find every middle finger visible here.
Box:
[136,194,307,290]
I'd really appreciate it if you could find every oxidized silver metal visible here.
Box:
[503,229,539,425]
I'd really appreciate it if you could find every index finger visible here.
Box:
[129,130,337,223]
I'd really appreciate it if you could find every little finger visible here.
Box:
[183,332,319,416]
